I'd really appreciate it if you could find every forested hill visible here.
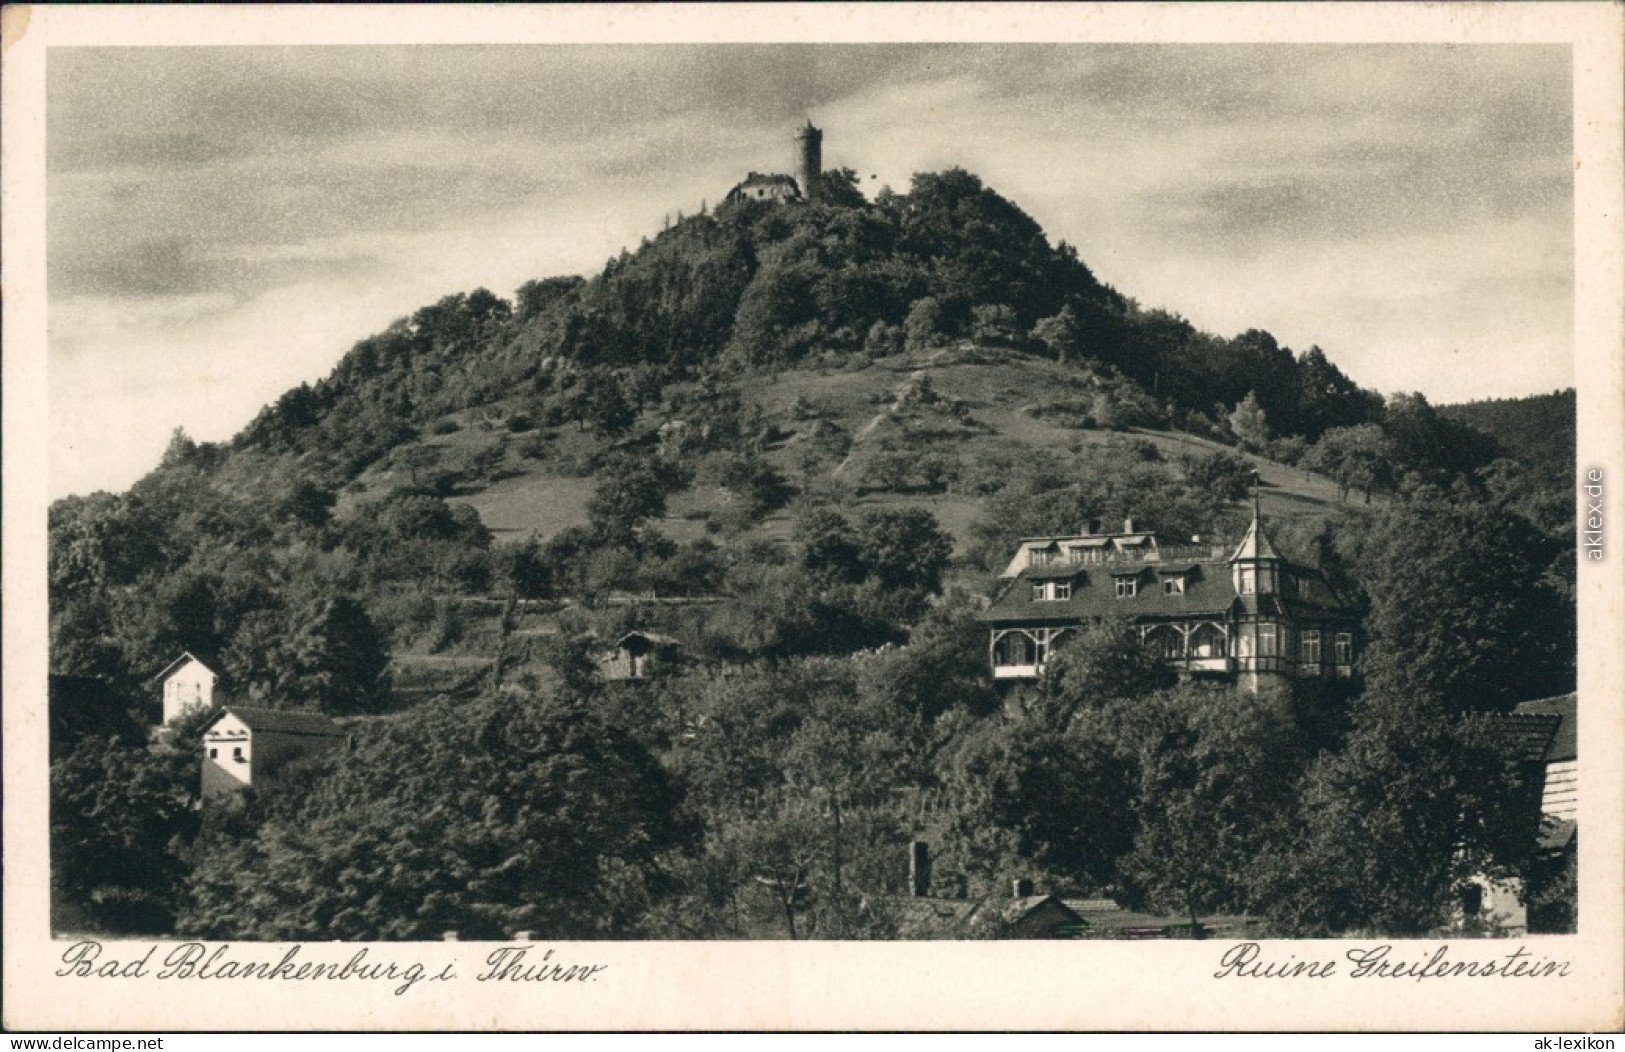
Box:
[50,163,1580,943]
[1440,389,1576,484]
[228,166,1388,490]
[50,162,1560,709]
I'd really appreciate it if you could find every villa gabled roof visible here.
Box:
[983,561,1236,625]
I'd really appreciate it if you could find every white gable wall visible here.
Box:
[202,712,252,786]
[162,656,216,725]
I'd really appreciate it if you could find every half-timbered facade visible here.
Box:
[983,507,1359,691]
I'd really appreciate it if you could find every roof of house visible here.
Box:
[731,172,801,194]
[1513,693,1577,763]
[1229,514,1281,562]
[892,897,988,939]
[151,651,215,683]
[986,560,1232,625]
[984,555,1355,627]
[209,706,346,738]
[1479,710,1563,767]
[1004,894,1086,935]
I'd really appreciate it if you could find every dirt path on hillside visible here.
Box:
[831,368,927,478]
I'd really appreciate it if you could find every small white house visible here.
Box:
[156,652,217,726]
[201,706,347,797]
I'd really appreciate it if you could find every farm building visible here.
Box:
[154,652,217,726]
[983,503,1360,692]
[1512,692,1577,824]
[201,706,347,798]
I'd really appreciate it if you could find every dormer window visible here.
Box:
[1032,583,1045,602]
[1163,576,1185,596]
[1032,580,1073,602]
[1115,578,1137,599]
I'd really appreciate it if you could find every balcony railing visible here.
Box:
[1025,543,1224,569]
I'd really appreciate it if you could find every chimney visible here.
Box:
[1123,517,1135,534]
[442,931,459,941]
[909,840,932,898]
[512,931,532,942]
[1012,877,1034,899]
[1079,522,1094,537]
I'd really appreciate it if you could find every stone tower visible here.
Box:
[795,121,823,202]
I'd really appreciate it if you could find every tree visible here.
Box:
[235,596,392,715]
[1227,391,1271,453]
[1356,490,1573,713]
[1305,424,1390,503]
[1179,450,1255,506]
[903,297,946,352]
[797,507,865,584]
[587,461,669,546]
[515,275,586,321]
[940,716,1136,895]
[970,304,1021,347]
[1381,392,1499,486]
[1031,305,1083,363]
[1034,618,1176,731]
[183,691,696,940]
[583,370,637,436]
[1107,685,1305,933]
[1253,691,1538,936]
[52,736,201,933]
[851,507,953,595]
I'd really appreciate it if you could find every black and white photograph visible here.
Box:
[5,2,1622,1033]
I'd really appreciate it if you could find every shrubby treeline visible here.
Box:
[52,480,1573,939]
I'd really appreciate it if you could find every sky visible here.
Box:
[46,43,1574,498]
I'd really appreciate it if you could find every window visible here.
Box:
[1334,632,1353,665]
[1300,630,1321,664]
[1257,623,1278,657]
[208,748,218,759]
[1032,581,1071,601]
[1239,568,1255,595]
[232,746,245,763]
[1053,581,1071,601]
[1163,576,1185,596]
[1297,577,1311,599]
[1115,578,1137,599]
[1032,583,1046,602]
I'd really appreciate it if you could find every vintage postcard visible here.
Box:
[4,2,1622,1033]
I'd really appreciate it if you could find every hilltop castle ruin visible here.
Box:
[727,120,824,204]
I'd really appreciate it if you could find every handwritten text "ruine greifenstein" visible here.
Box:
[1213,941,1574,980]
